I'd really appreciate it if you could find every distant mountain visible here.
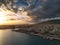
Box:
[42,19,60,24]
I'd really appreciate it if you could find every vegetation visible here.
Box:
[43,19,60,24]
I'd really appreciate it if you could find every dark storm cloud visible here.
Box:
[1,0,60,21]
[26,0,60,19]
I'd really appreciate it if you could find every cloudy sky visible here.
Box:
[1,0,60,20]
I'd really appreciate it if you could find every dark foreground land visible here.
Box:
[0,20,60,40]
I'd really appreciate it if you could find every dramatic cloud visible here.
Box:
[26,0,60,19]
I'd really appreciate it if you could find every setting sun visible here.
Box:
[0,5,33,25]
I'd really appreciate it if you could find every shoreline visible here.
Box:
[12,23,60,40]
[12,30,60,40]
[0,20,60,40]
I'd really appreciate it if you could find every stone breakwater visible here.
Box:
[12,23,60,40]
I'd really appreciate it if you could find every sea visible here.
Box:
[0,29,60,45]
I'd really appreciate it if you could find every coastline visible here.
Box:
[0,20,60,40]
[12,23,60,40]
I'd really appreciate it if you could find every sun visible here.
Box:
[0,17,6,21]
[0,11,6,22]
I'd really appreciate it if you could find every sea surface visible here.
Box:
[0,29,60,45]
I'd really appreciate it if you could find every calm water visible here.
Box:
[0,29,60,45]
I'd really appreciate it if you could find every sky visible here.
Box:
[2,0,60,20]
[11,0,60,22]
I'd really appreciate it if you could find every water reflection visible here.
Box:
[0,29,60,45]
[0,29,30,45]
